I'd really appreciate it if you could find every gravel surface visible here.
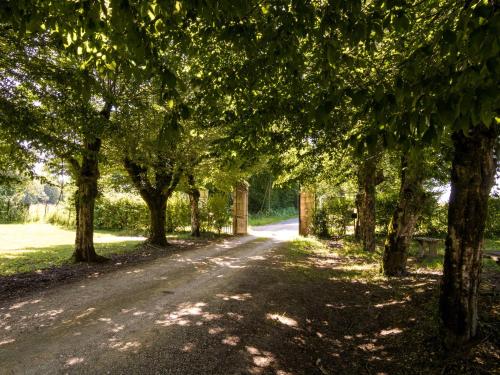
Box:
[3,218,495,375]
[0,220,299,374]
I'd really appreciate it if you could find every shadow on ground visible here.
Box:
[1,237,498,375]
[95,244,498,374]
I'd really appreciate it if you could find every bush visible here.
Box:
[375,192,398,234]
[312,196,354,238]
[312,206,330,238]
[485,196,500,237]
[0,186,29,223]
[415,200,448,236]
[166,192,191,232]
[207,193,231,234]
[46,205,75,228]
[94,193,149,233]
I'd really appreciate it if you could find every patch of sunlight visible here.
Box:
[9,298,41,310]
[0,338,15,346]
[77,307,96,317]
[344,263,377,271]
[1,252,36,258]
[65,357,84,366]
[358,343,385,352]
[126,268,144,274]
[182,342,196,352]
[266,313,298,327]
[0,240,141,276]
[253,355,274,367]
[222,335,240,346]
[34,308,64,319]
[246,346,260,355]
[208,326,225,334]
[226,312,244,320]
[246,346,276,369]
[249,255,266,260]
[379,327,403,336]
[293,336,306,345]
[155,302,221,327]
[109,339,142,352]
[374,300,406,308]
[216,293,252,301]
[210,257,246,269]
[0,223,144,252]
[289,237,328,256]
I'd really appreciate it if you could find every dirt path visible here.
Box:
[0,220,300,374]
[1,218,497,374]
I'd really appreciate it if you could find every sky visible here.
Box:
[438,175,500,203]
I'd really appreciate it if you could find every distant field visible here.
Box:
[249,208,298,226]
[0,223,145,275]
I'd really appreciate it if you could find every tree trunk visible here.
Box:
[72,138,103,262]
[123,157,176,247]
[354,192,361,240]
[188,175,201,237]
[357,156,378,252]
[146,194,168,247]
[439,124,498,349]
[383,153,426,276]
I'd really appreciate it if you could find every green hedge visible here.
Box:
[94,193,149,232]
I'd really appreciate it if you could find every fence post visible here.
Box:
[232,181,249,235]
[299,190,315,236]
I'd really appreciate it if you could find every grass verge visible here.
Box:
[0,241,141,275]
[249,207,298,226]
[0,223,225,276]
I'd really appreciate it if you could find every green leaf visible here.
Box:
[442,29,456,44]
[162,69,177,89]
[327,44,338,65]
[393,13,409,32]
[350,90,367,107]
[480,108,493,127]
[374,86,384,102]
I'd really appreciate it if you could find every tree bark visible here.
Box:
[146,194,168,247]
[72,138,104,262]
[188,175,201,237]
[354,192,361,240]
[439,124,498,349]
[357,156,379,252]
[383,153,427,276]
[124,157,182,247]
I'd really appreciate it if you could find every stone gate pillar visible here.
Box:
[233,181,249,235]
[299,190,315,236]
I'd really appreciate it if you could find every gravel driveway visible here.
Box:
[0,220,299,374]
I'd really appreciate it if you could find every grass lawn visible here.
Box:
[249,209,298,226]
[0,223,145,276]
[401,236,500,271]
[484,237,500,250]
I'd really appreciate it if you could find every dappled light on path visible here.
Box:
[0,220,496,374]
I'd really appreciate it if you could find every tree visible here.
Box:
[439,124,498,347]
[355,153,384,252]
[383,150,428,275]
[118,84,185,246]
[363,0,499,347]
[0,30,114,261]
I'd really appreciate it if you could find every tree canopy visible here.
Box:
[0,0,498,351]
